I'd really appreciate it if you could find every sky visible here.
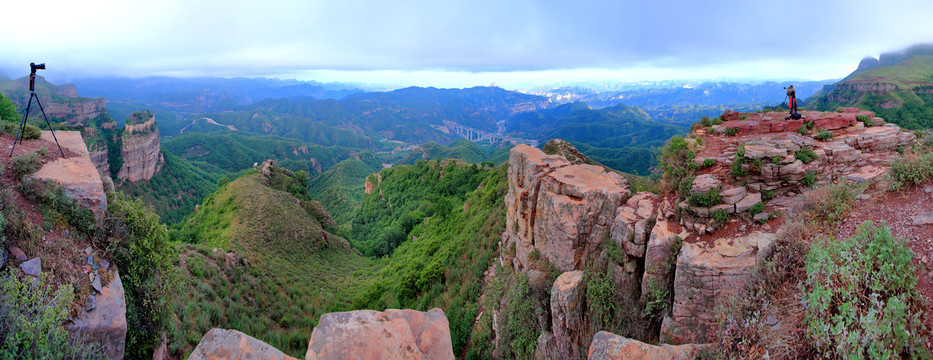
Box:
[0,0,931,88]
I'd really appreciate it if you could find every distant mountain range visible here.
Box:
[806,43,933,129]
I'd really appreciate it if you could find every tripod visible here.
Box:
[9,63,65,158]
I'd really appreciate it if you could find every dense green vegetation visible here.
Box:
[0,272,102,359]
[803,222,927,358]
[101,192,179,358]
[508,103,687,175]
[307,153,389,225]
[396,138,509,166]
[169,164,375,356]
[351,159,495,257]
[120,151,221,224]
[163,131,361,174]
[0,92,17,121]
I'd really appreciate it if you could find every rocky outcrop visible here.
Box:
[662,232,775,344]
[2,76,107,124]
[117,111,163,182]
[587,331,706,360]
[305,308,454,360]
[685,109,915,228]
[550,271,587,360]
[32,131,108,219]
[189,329,296,360]
[68,271,127,360]
[500,145,630,272]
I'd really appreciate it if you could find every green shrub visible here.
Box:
[804,183,858,225]
[795,148,817,163]
[797,125,807,135]
[736,144,745,157]
[19,179,97,236]
[762,189,776,201]
[771,155,782,164]
[889,150,933,190]
[702,158,716,168]
[856,114,874,127]
[711,209,730,224]
[724,127,738,136]
[498,274,541,359]
[678,175,695,197]
[21,123,41,140]
[748,202,764,214]
[0,272,102,358]
[11,152,41,180]
[731,155,747,178]
[815,129,833,141]
[803,222,928,358]
[700,116,711,127]
[37,146,48,156]
[688,187,721,208]
[805,120,814,130]
[802,171,816,187]
[102,192,179,359]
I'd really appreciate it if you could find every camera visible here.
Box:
[30,62,45,72]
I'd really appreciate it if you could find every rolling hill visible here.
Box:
[806,43,933,129]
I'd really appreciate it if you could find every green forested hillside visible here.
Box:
[168,160,508,358]
[120,151,222,224]
[162,131,361,174]
[396,138,510,166]
[508,103,686,175]
[807,50,933,129]
[307,152,390,225]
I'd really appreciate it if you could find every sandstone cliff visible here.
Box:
[188,308,455,360]
[117,111,164,182]
[1,75,107,124]
[495,110,918,354]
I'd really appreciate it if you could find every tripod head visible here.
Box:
[29,62,45,92]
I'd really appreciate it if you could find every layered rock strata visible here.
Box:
[500,144,631,272]
[662,232,775,344]
[117,112,163,182]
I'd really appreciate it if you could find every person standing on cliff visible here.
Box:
[786,85,797,114]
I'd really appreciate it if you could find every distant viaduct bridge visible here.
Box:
[443,120,538,147]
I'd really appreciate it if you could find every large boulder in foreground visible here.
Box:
[587,331,706,360]
[550,270,587,360]
[305,308,454,360]
[32,131,107,220]
[189,328,295,360]
[68,271,127,360]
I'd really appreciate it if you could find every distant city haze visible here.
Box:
[0,0,930,88]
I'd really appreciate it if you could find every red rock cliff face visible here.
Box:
[500,145,631,273]
[117,113,163,182]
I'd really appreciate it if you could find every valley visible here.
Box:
[1,43,933,360]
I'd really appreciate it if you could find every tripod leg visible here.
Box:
[9,94,34,157]
[33,95,66,157]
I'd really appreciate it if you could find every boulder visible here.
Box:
[305,308,454,360]
[720,186,746,205]
[550,271,586,360]
[189,328,295,360]
[33,131,108,220]
[610,192,661,259]
[69,271,127,360]
[812,114,855,130]
[663,232,775,344]
[735,192,762,213]
[20,257,40,277]
[587,331,705,360]
[9,246,26,262]
[690,174,720,194]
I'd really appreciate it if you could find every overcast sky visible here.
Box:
[0,0,930,88]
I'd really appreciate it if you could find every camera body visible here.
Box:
[29,62,45,92]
